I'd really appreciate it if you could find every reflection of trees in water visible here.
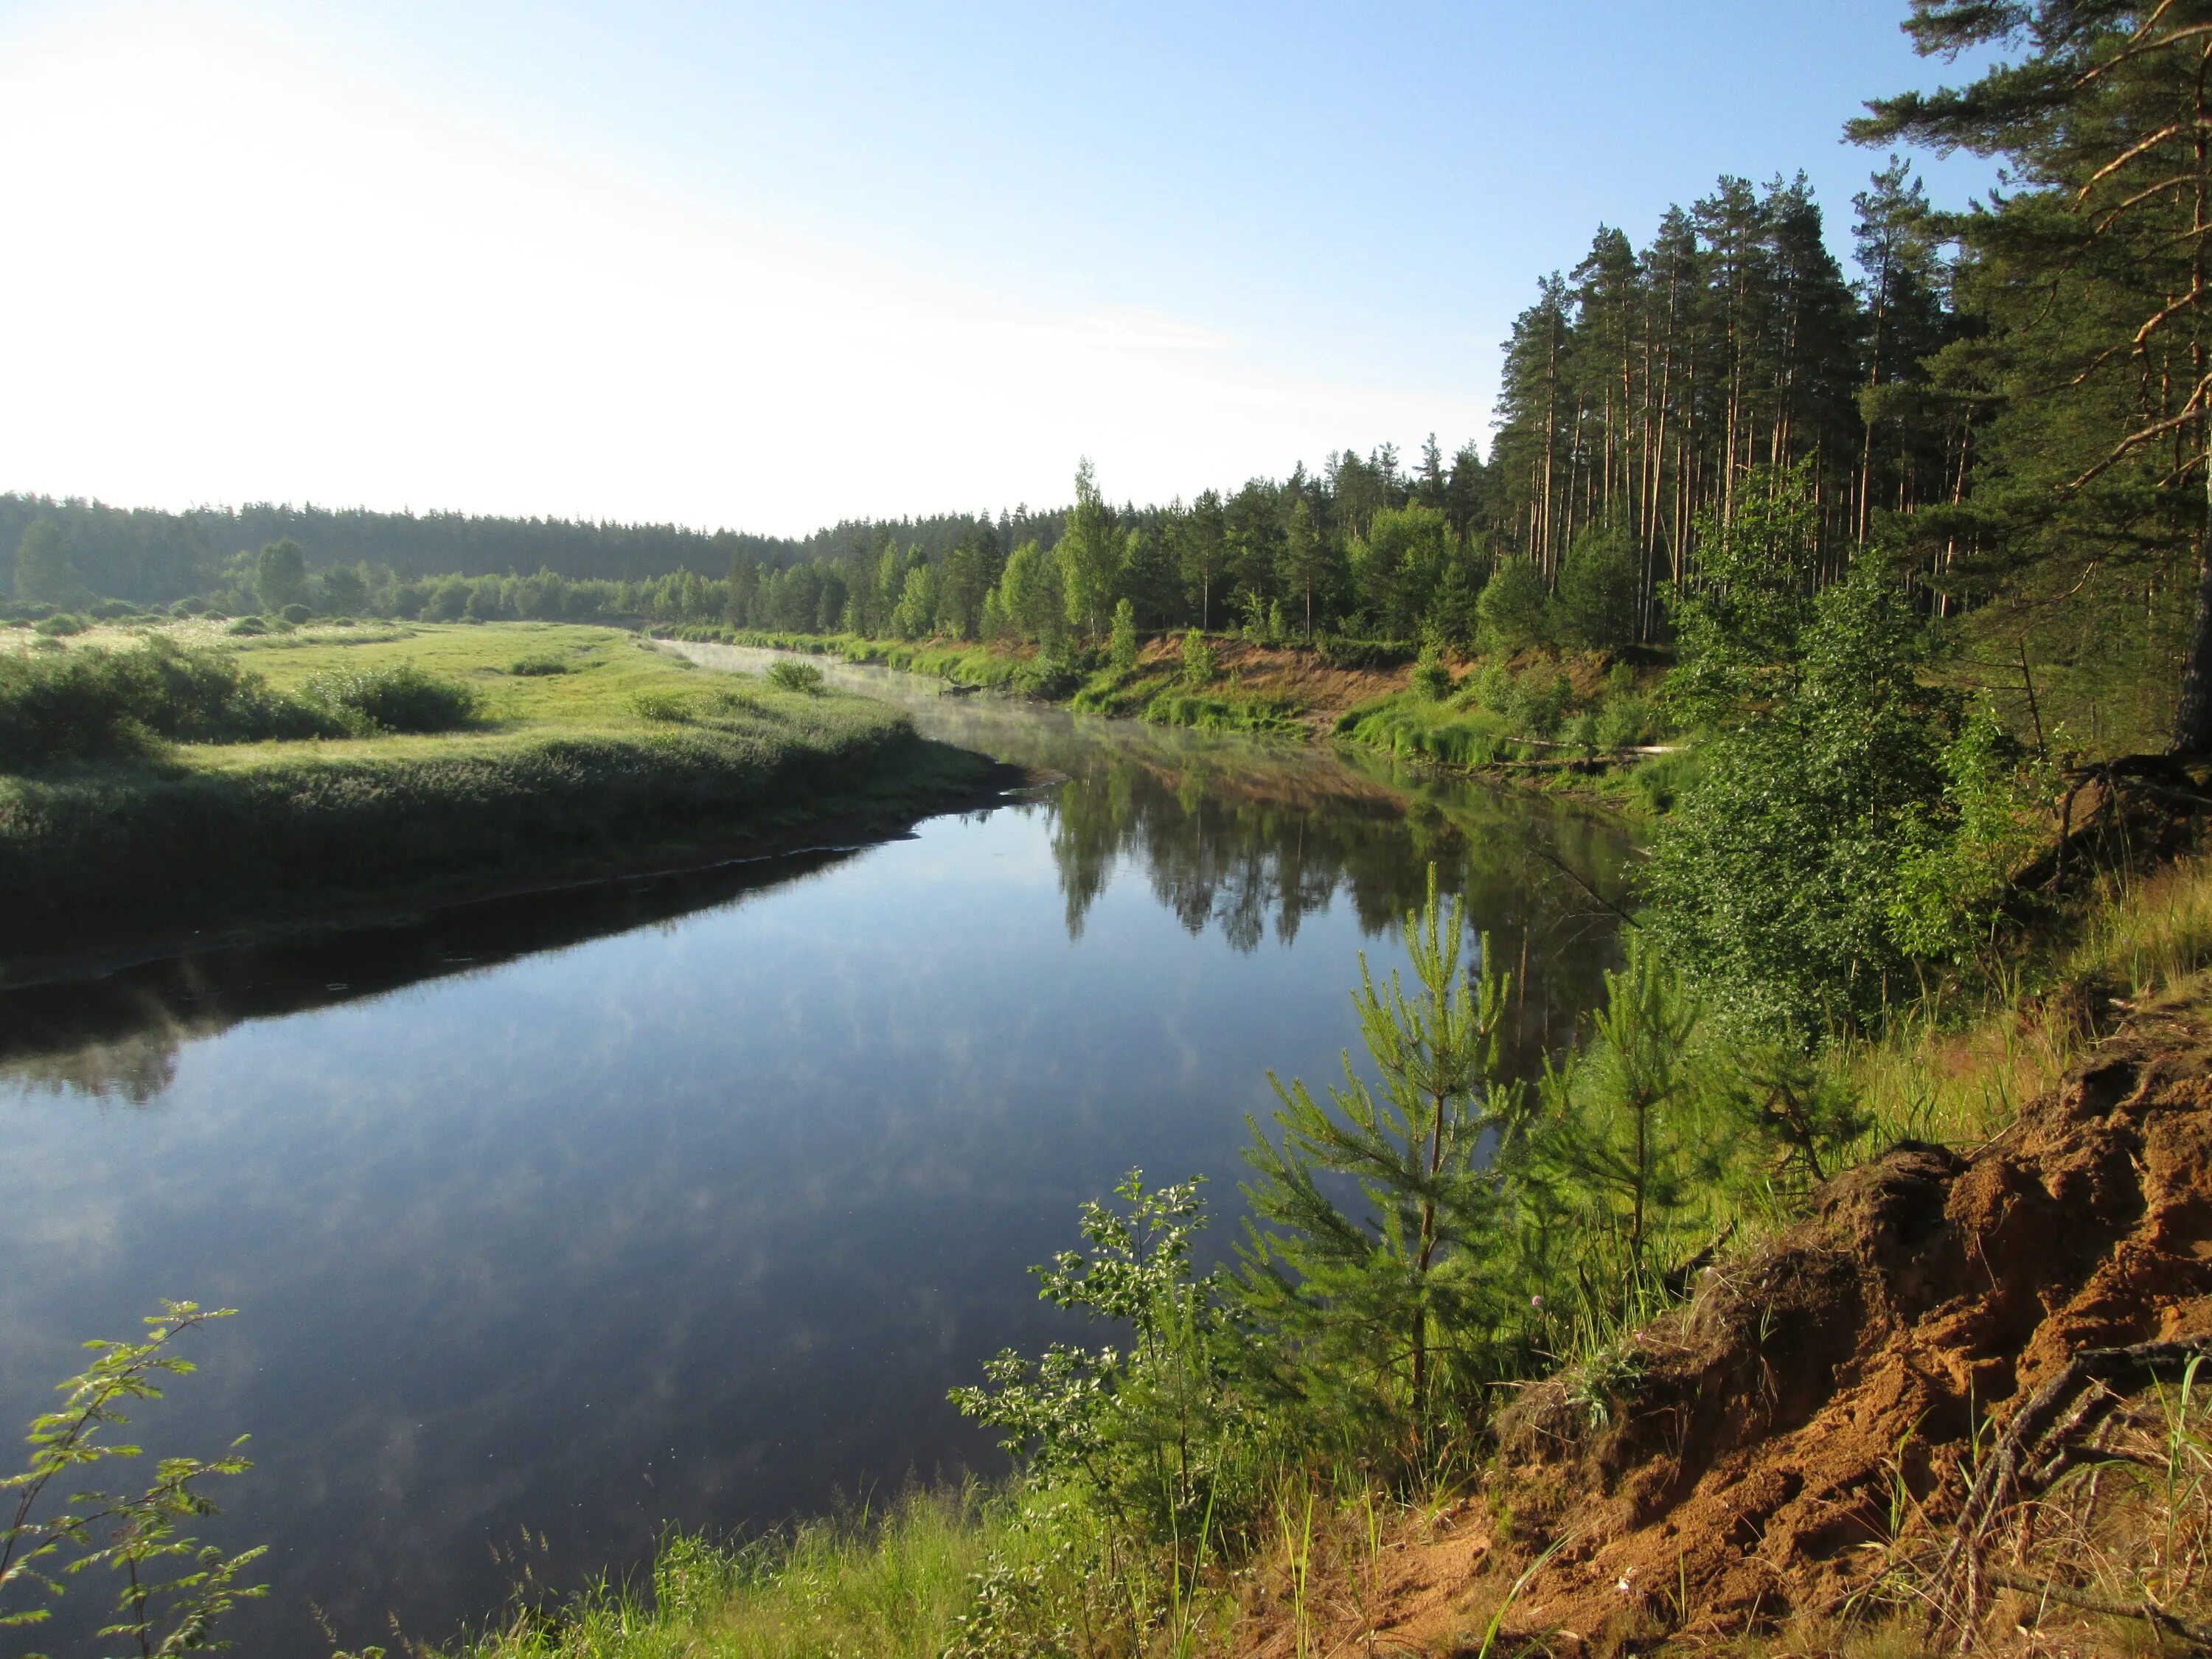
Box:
[7,1026,181,1105]
[4,659,1638,1101]
[0,849,863,1103]
[1023,723,1638,1077]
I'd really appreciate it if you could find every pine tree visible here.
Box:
[1238,867,1523,1451]
[1854,0,2212,753]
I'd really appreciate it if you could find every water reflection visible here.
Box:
[681,643,1633,1065]
[0,655,1636,1654]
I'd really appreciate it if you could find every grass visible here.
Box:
[445,1487,1035,1659]
[0,622,989,961]
[1839,850,2212,1155]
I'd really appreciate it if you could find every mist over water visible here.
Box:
[0,660,1633,1654]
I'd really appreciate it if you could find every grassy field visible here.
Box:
[0,621,991,967]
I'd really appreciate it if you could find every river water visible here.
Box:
[0,650,1635,1655]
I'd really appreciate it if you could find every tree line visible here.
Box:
[13,1,2212,748]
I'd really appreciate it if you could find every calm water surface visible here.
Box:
[0,652,1634,1654]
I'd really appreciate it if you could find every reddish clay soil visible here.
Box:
[1235,994,2212,1657]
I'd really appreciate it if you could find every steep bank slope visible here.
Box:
[1242,992,2212,1656]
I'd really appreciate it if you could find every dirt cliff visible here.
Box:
[1237,992,2212,1656]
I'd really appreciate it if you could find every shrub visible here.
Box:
[1593,695,1653,751]
[1108,598,1138,672]
[766,660,826,694]
[630,690,692,722]
[299,664,480,734]
[88,598,142,621]
[1555,525,1642,650]
[0,639,335,769]
[1411,645,1453,700]
[1477,557,1551,653]
[1504,665,1571,737]
[509,654,571,676]
[1179,628,1218,686]
[279,603,313,625]
[225,616,268,636]
[1315,634,1416,671]
[1016,654,1085,700]
[33,613,85,637]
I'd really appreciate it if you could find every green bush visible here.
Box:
[1555,525,1642,650]
[299,664,480,734]
[225,616,268,636]
[32,613,86,637]
[1593,695,1654,751]
[509,653,571,676]
[629,690,692,722]
[766,659,826,694]
[1411,645,1453,700]
[0,639,336,769]
[1179,628,1218,686]
[1476,557,1551,653]
[279,603,313,625]
[1314,634,1415,671]
[1108,597,1138,672]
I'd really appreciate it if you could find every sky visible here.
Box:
[0,1,2004,538]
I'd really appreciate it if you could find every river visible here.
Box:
[0,649,1635,1654]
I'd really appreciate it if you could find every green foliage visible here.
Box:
[765,659,826,695]
[31,614,84,638]
[223,616,266,637]
[0,639,334,770]
[1107,598,1138,673]
[628,690,692,723]
[1476,558,1550,654]
[1526,950,1711,1323]
[1647,487,1968,1036]
[1554,524,1641,650]
[1056,459,1121,644]
[953,1173,1256,1554]
[317,564,369,616]
[252,538,308,615]
[1312,635,1414,672]
[1178,627,1217,687]
[508,653,571,676]
[1887,698,2056,967]
[1410,644,1452,701]
[1140,694,1304,737]
[0,1301,265,1651]
[299,663,480,734]
[1238,866,1524,1455]
[278,603,312,626]
[1662,463,1821,728]
[13,521,81,608]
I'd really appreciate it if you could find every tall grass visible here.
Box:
[1840,852,2212,1153]
[448,1489,1026,1659]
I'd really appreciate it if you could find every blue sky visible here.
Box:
[0,1,2000,534]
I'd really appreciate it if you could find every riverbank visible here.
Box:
[0,622,1007,981]
[667,625,1686,807]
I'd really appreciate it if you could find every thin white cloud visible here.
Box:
[0,4,1488,534]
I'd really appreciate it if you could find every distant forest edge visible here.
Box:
[0,493,1075,606]
[8,133,2205,750]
